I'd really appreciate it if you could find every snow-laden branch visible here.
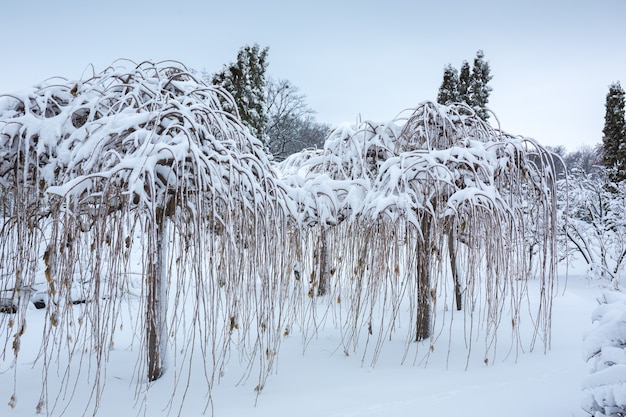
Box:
[0,64,559,416]
[279,101,558,361]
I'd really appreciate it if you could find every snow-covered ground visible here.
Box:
[1,267,609,417]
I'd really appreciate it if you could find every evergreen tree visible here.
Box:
[469,50,493,120]
[458,61,471,105]
[602,81,626,182]
[437,51,493,121]
[211,44,269,141]
[437,64,460,105]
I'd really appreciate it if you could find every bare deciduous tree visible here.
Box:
[559,169,626,288]
[265,77,329,160]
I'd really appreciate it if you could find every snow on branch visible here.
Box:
[279,101,558,363]
[0,64,560,416]
[0,60,293,415]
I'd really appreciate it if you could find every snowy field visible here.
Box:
[1,266,609,417]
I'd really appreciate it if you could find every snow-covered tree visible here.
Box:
[438,51,492,120]
[0,60,295,414]
[559,169,626,288]
[0,61,559,416]
[458,60,471,105]
[437,64,460,105]
[602,81,626,182]
[564,144,603,176]
[469,50,493,120]
[280,102,557,355]
[211,44,269,142]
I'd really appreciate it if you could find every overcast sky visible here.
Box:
[2,0,624,151]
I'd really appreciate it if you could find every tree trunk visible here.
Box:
[448,225,462,311]
[316,228,330,296]
[147,210,168,381]
[416,214,432,342]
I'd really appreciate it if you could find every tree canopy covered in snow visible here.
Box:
[0,60,294,413]
[1,60,559,416]
[280,101,557,347]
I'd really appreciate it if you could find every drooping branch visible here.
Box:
[280,101,558,363]
[0,60,297,415]
[1,65,559,416]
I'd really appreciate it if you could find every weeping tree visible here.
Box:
[0,60,297,415]
[279,102,557,362]
[380,103,556,346]
[1,60,559,415]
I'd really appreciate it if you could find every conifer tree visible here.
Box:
[458,61,471,105]
[602,81,626,182]
[437,64,460,105]
[469,50,493,120]
[212,44,269,141]
[437,51,493,121]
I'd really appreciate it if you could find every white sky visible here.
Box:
[2,0,625,151]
